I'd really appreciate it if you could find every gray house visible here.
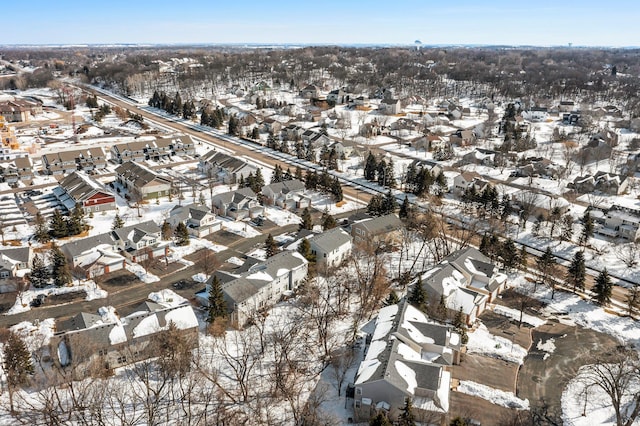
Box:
[49,300,198,373]
[0,247,32,292]
[167,203,221,238]
[115,161,172,200]
[211,187,263,220]
[196,250,308,327]
[261,179,309,210]
[198,150,257,184]
[353,301,459,423]
[351,213,403,246]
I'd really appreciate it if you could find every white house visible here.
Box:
[309,227,352,269]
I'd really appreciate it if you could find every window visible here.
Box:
[355,387,362,395]
[117,355,127,364]
[0,271,8,278]
[355,401,361,408]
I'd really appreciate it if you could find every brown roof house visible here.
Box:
[351,213,403,246]
[115,161,172,200]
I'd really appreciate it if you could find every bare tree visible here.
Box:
[614,242,638,268]
[579,347,640,426]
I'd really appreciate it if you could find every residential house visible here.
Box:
[198,150,257,184]
[452,171,488,195]
[115,161,172,200]
[327,88,348,105]
[571,171,629,196]
[53,171,116,213]
[379,98,402,115]
[41,147,107,175]
[511,191,570,219]
[110,140,148,163]
[309,227,352,269]
[351,213,403,246]
[165,134,196,157]
[0,161,19,184]
[559,100,576,112]
[353,301,459,423]
[167,203,221,238]
[0,247,32,292]
[260,179,309,210]
[449,129,476,146]
[459,148,497,167]
[13,157,33,182]
[516,157,564,179]
[49,300,198,372]
[522,107,549,122]
[0,101,30,122]
[420,246,507,325]
[592,205,640,242]
[61,233,125,279]
[211,187,263,220]
[299,84,319,99]
[111,221,166,263]
[196,250,309,327]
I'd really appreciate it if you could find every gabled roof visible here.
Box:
[61,234,115,258]
[309,227,352,253]
[261,179,306,196]
[115,161,171,188]
[222,251,308,305]
[111,220,160,244]
[212,187,257,206]
[0,247,31,264]
[58,171,113,204]
[353,213,402,236]
[58,312,103,332]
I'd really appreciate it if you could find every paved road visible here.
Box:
[0,221,299,328]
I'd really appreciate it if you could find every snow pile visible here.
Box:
[493,304,546,327]
[467,323,528,364]
[148,289,188,307]
[125,262,160,283]
[247,271,273,281]
[457,380,529,410]
[167,237,227,263]
[192,273,208,283]
[536,338,556,360]
[227,256,244,266]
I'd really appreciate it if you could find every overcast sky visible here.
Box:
[5,0,639,46]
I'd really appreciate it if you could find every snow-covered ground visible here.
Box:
[457,380,529,410]
[466,323,529,365]
[492,304,546,328]
[5,279,107,316]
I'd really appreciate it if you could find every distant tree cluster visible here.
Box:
[148,90,197,121]
[304,169,343,202]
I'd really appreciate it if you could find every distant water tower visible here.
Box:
[415,40,422,51]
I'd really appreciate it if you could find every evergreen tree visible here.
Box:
[322,212,337,230]
[253,168,265,191]
[330,177,343,202]
[449,417,469,426]
[297,238,315,262]
[207,276,227,322]
[174,222,190,246]
[479,233,491,256]
[112,213,124,230]
[566,250,586,292]
[271,164,283,183]
[593,268,613,306]
[300,207,313,230]
[33,212,50,243]
[49,209,68,239]
[399,196,411,219]
[384,291,400,306]
[67,203,86,236]
[3,331,34,413]
[369,412,392,426]
[453,307,469,345]
[383,190,397,214]
[200,108,210,126]
[397,397,416,426]
[384,158,396,188]
[579,211,594,246]
[294,166,304,181]
[367,194,384,216]
[408,282,427,310]
[500,238,519,271]
[50,243,71,287]
[560,214,574,242]
[29,253,49,288]
[251,127,260,140]
[377,159,388,186]
[536,246,557,294]
[364,152,378,181]
[265,233,278,258]
[228,115,238,135]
